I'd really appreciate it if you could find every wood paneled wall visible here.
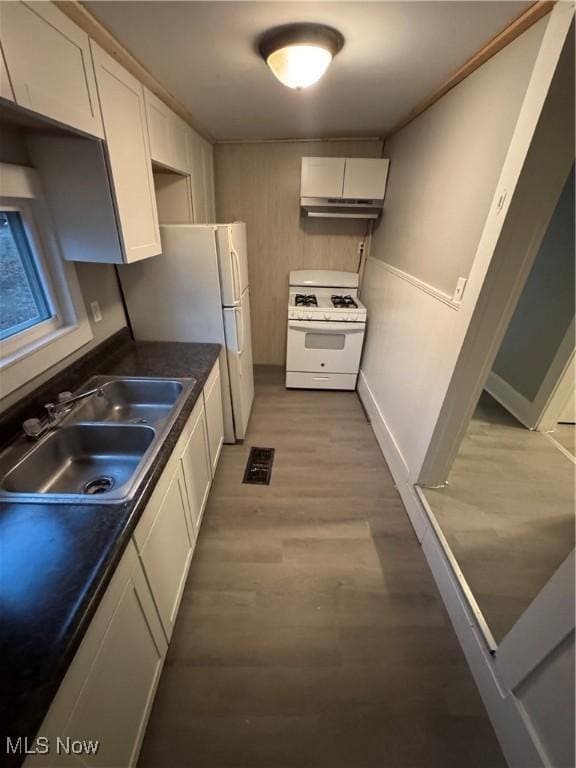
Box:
[214,140,383,365]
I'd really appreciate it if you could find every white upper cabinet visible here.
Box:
[172,115,189,175]
[301,157,389,200]
[0,1,103,137]
[91,42,161,263]
[343,158,390,199]
[301,157,346,198]
[202,138,216,222]
[186,128,207,223]
[144,89,188,174]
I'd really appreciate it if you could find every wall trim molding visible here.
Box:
[215,136,383,145]
[54,0,213,142]
[386,1,555,138]
[367,257,461,309]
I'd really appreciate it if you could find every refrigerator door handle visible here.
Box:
[231,248,241,305]
[235,307,244,355]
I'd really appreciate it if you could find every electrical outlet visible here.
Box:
[90,301,102,323]
[453,277,467,303]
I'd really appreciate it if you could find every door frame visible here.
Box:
[418,6,575,486]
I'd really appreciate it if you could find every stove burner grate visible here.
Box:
[295,294,318,307]
[331,295,358,309]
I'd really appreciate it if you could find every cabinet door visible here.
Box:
[91,42,161,263]
[186,128,207,223]
[144,88,172,168]
[138,464,194,640]
[343,158,390,199]
[202,138,216,222]
[0,1,102,137]
[181,399,212,532]
[171,116,189,175]
[204,362,224,477]
[301,157,345,198]
[24,542,166,768]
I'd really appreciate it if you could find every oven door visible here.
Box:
[286,320,366,374]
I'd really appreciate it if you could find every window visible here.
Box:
[0,210,53,341]
[0,162,93,399]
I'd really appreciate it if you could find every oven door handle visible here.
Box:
[288,321,365,332]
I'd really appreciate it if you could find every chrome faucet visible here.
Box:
[23,386,105,439]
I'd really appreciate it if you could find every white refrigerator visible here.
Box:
[118,222,254,443]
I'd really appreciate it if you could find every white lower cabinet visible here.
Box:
[25,360,223,766]
[24,541,167,768]
[203,361,224,477]
[136,463,194,640]
[180,396,212,532]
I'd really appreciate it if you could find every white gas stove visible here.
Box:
[286,270,367,390]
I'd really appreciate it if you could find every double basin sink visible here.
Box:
[0,376,195,504]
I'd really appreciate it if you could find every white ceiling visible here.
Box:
[86,1,531,141]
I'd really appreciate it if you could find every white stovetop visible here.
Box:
[288,291,367,322]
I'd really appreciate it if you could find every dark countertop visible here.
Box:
[0,331,220,764]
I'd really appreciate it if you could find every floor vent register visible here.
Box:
[243,447,275,485]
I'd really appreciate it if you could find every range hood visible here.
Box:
[300,196,384,219]
[300,157,389,219]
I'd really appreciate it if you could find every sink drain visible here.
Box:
[83,475,115,495]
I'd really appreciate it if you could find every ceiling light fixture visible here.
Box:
[258,23,344,90]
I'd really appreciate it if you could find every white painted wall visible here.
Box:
[0,262,127,412]
[488,166,575,428]
[0,124,128,412]
[359,6,575,767]
[361,18,547,484]
[372,20,545,297]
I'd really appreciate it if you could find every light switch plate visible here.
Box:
[453,277,467,303]
[90,301,102,323]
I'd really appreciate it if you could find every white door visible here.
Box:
[91,42,161,263]
[224,288,254,439]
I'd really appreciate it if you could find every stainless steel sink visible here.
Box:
[73,377,188,426]
[0,375,196,504]
[1,424,155,500]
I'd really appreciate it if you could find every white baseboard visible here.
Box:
[486,370,535,429]
[357,368,548,768]
[357,371,428,541]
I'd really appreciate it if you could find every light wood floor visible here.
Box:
[138,367,505,768]
[549,423,576,458]
[425,392,575,643]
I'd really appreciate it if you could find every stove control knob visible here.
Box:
[306,312,313,320]
[324,313,331,320]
